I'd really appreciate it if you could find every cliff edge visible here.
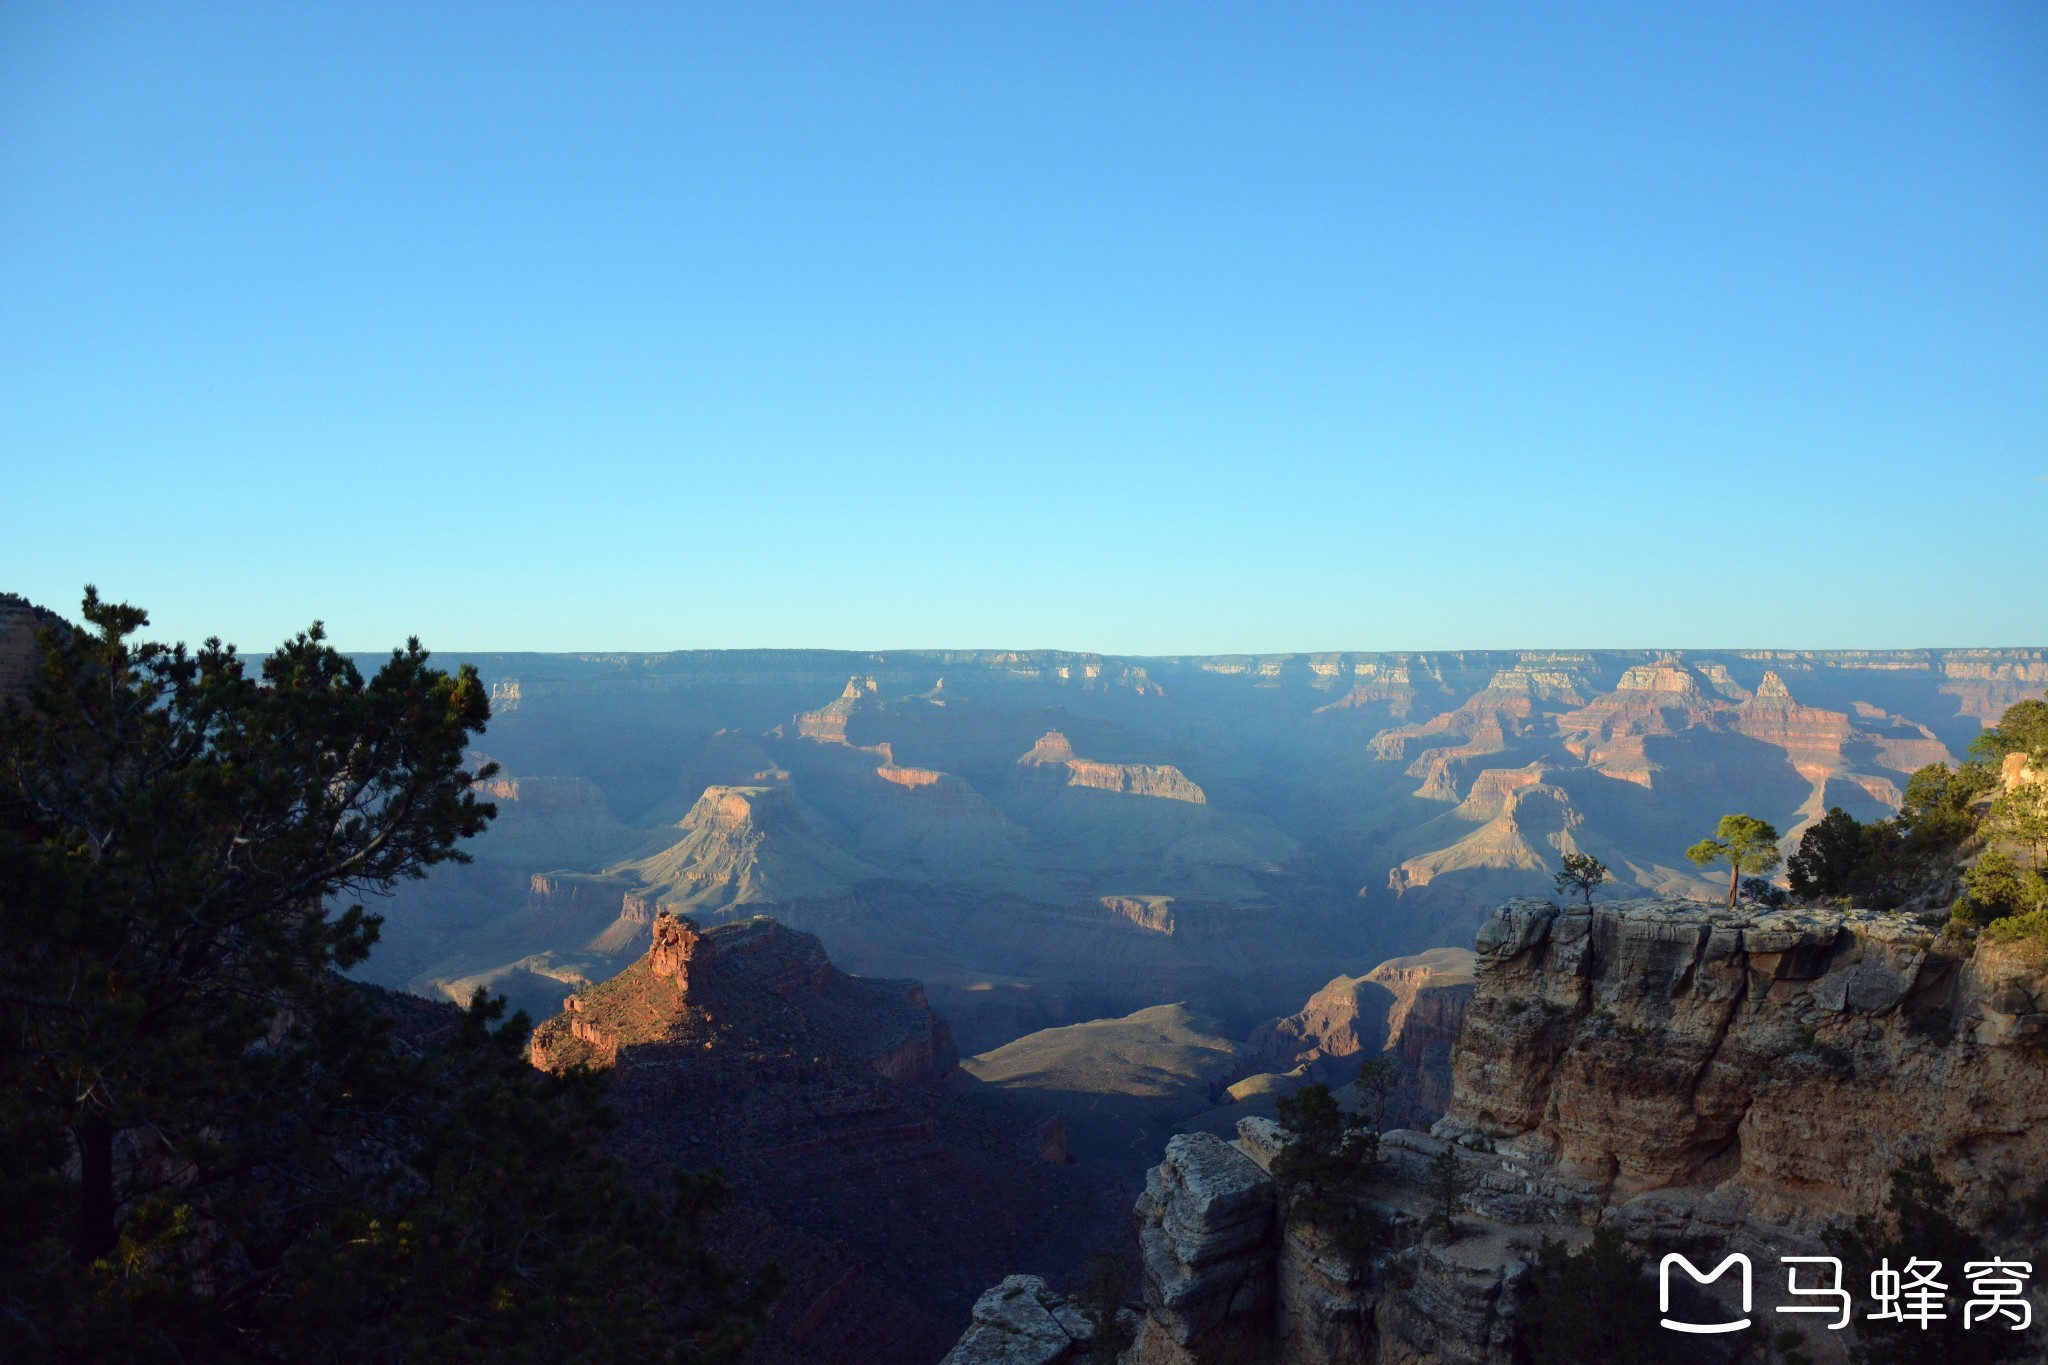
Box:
[950,897,2048,1364]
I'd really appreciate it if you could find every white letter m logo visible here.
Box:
[1660,1252,1752,1334]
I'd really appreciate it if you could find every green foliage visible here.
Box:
[1822,1156,2030,1365]
[1271,1074,1391,1270]
[0,592,775,1361]
[1982,908,2048,950]
[1988,783,2048,868]
[1423,1145,1470,1235]
[1968,695,2048,766]
[1961,850,2048,925]
[1687,813,1783,908]
[1742,875,1789,907]
[1552,851,1610,909]
[1788,807,1887,902]
[1518,1226,1659,1364]
[1077,1252,1134,1364]
[1787,766,1991,911]
[1902,761,1996,836]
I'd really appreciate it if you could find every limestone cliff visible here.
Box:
[1446,897,2048,1223]
[1018,730,1208,804]
[614,783,880,910]
[527,912,1138,1364]
[0,592,68,704]
[530,911,955,1086]
[952,897,2048,1364]
[1248,948,1474,1089]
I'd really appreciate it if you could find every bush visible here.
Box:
[1983,908,2048,951]
[1788,768,1988,911]
[1271,1077,1389,1270]
[1823,1156,2029,1364]
[1519,1226,1660,1364]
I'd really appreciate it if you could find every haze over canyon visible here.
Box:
[360,645,2041,1057]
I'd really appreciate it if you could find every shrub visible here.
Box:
[1271,1077,1390,1270]
[1983,908,2048,951]
[1519,1226,1659,1364]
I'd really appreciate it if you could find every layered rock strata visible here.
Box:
[953,897,2048,1364]
[1126,1133,1276,1365]
[1018,731,1208,804]
[939,1275,1138,1365]
[1246,947,1474,1125]
[1447,897,2048,1223]
[532,912,1129,1365]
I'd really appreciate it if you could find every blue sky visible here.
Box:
[3,3,2043,654]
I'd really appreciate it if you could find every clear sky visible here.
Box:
[2,3,2044,655]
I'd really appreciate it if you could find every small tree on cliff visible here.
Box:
[1687,813,1783,909]
[1077,1251,1135,1363]
[1423,1145,1470,1238]
[1989,782,2048,871]
[1552,851,1610,909]
[1968,692,2048,766]
[1271,1075,1391,1270]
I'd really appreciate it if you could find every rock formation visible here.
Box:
[1242,947,1475,1128]
[0,592,68,704]
[1018,731,1208,804]
[352,643,2036,1077]
[796,675,883,744]
[531,910,952,1083]
[529,912,1133,1365]
[1446,896,2048,1222]
[939,1275,1139,1365]
[1384,770,1582,897]
[1125,1133,1277,1365]
[615,783,880,910]
[953,896,2048,1364]
[964,1003,1246,1174]
[1100,895,1177,934]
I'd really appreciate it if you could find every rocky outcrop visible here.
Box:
[585,886,658,955]
[952,896,2048,1365]
[1101,895,1177,934]
[1248,948,1475,1127]
[795,675,881,744]
[1249,976,1394,1075]
[530,911,953,1087]
[1447,897,2048,1223]
[615,784,879,910]
[1367,950,1476,1125]
[1552,661,1718,788]
[1385,778,1580,897]
[0,592,68,704]
[1018,731,1207,804]
[525,908,1133,1365]
[939,1275,1136,1365]
[514,872,646,956]
[1940,655,2048,725]
[1126,1133,1276,1365]
[1368,669,1581,801]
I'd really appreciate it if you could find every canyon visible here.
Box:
[358,646,2040,1057]
[9,599,2045,1360]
